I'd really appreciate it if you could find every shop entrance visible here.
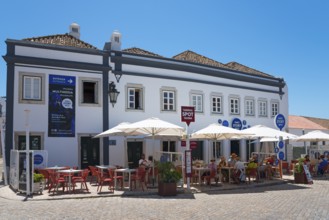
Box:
[80,136,100,169]
[127,141,143,168]
[230,140,240,157]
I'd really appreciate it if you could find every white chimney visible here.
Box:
[69,23,80,39]
[110,30,122,51]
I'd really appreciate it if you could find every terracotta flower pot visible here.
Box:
[294,172,307,184]
[158,182,177,196]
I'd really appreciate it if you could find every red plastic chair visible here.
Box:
[97,170,114,193]
[48,171,67,194]
[109,169,124,189]
[72,169,90,193]
[88,166,99,185]
[131,167,147,191]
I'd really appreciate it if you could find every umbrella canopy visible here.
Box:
[119,117,185,137]
[191,123,252,140]
[93,122,146,138]
[242,124,298,139]
[293,130,329,142]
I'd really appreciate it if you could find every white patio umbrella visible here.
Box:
[119,117,185,185]
[191,123,254,161]
[241,125,298,159]
[293,130,329,156]
[93,122,144,138]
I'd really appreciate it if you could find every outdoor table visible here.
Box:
[193,166,210,185]
[114,168,136,191]
[45,166,67,171]
[221,167,234,183]
[57,169,83,193]
[96,165,117,177]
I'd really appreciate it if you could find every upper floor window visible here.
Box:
[161,89,176,111]
[245,99,254,116]
[23,76,41,100]
[211,95,222,114]
[191,93,203,112]
[79,77,101,106]
[271,102,279,117]
[127,85,144,110]
[259,100,267,117]
[229,97,240,115]
[19,72,45,104]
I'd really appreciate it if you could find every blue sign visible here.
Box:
[231,118,242,130]
[278,151,285,160]
[274,147,279,153]
[222,120,229,127]
[48,75,76,137]
[218,119,222,124]
[274,114,286,131]
[34,154,44,165]
[278,141,284,149]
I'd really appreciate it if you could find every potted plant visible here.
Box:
[294,158,307,184]
[156,161,182,196]
[33,173,45,193]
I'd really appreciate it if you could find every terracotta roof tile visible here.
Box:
[23,34,97,49]
[172,50,228,69]
[225,62,272,78]
[122,47,164,57]
[288,115,327,130]
[303,116,329,130]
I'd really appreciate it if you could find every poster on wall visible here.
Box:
[48,75,76,137]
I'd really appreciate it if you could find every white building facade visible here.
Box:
[3,24,289,169]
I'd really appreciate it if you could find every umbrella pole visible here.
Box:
[152,133,155,187]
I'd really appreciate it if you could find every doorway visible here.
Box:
[80,136,100,169]
[191,141,204,161]
[230,140,240,157]
[127,141,143,169]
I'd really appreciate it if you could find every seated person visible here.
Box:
[317,155,328,175]
[232,157,246,183]
[202,159,218,185]
[228,153,238,167]
[218,156,228,182]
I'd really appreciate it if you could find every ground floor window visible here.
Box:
[17,135,42,150]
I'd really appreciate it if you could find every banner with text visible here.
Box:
[48,75,76,137]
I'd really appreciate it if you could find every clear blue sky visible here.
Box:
[1,0,329,119]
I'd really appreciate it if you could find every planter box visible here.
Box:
[294,173,307,184]
[158,182,177,196]
[33,182,44,194]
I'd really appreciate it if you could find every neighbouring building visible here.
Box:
[3,23,288,169]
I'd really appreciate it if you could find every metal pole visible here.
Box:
[303,129,307,154]
[24,109,31,196]
[186,124,190,191]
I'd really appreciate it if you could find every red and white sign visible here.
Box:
[190,141,197,149]
[181,106,195,126]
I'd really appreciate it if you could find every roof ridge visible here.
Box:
[23,33,97,49]
[225,61,273,77]
[122,47,164,57]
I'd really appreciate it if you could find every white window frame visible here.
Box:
[211,94,223,114]
[190,91,203,113]
[78,77,102,107]
[245,98,255,116]
[126,84,144,111]
[160,87,176,112]
[19,72,45,104]
[229,96,240,115]
[258,99,268,117]
[271,101,279,117]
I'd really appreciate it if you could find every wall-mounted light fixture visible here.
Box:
[108,81,120,107]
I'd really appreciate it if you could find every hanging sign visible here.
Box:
[232,118,242,130]
[181,106,195,126]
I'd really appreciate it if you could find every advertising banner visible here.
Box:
[48,75,76,137]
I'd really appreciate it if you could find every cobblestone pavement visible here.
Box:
[0,178,328,220]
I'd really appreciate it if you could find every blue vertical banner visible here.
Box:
[48,75,76,137]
